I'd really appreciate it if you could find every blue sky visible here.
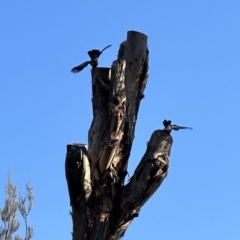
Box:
[1,1,240,239]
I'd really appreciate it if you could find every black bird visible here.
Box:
[163,119,192,132]
[71,45,111,73]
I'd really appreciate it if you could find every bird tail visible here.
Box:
[100,45,112,54]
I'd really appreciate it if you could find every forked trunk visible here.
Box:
[65,31,173,240]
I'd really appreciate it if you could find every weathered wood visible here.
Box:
[109,130,172,239]
[88,67,111,164]
[65,31,173,240]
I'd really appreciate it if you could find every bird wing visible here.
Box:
[178,126,193,130]
[172,125,193,130]
[71,61,90,73]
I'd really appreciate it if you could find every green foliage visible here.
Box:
[0,173,34,240]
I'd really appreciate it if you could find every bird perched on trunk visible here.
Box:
[71,45,111,73]
[163,119,192,132]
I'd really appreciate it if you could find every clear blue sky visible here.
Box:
[1,1,240,239]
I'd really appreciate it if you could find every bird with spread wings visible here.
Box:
[163,119,192,132]
[71,45,111,73]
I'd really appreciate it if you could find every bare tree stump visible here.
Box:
[65,31,173,240]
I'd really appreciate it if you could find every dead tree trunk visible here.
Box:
[65,31,173,240]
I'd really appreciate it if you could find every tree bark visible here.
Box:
[65,31,173,240]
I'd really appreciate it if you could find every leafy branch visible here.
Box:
[0,173,34,240]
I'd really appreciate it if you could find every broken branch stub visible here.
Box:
[65,144,91,206]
